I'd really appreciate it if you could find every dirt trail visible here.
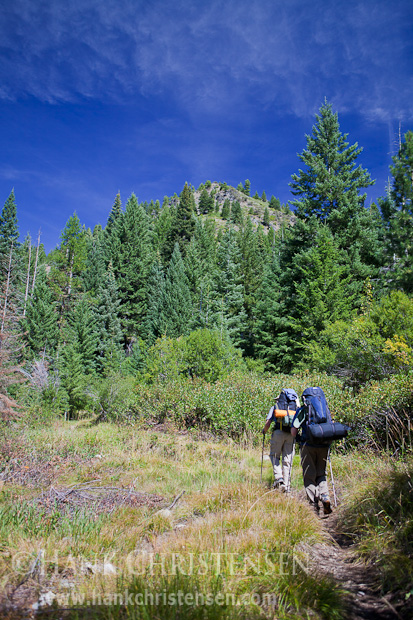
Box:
[308,510,405,619]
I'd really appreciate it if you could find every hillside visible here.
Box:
[189,181,295,234]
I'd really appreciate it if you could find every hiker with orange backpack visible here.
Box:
[262,388,300,492]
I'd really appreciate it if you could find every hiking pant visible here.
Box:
[300,444,329,504]
[269,429,295,487]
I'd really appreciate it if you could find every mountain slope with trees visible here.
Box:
[0,101,412,416]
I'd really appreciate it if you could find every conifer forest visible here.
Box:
[1,102,413,420]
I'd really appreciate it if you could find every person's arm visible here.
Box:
[290,406,306,437]
[262,419,272,434]
[262,406,274,434]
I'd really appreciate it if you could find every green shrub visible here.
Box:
[141,330,244,384]
[133,370,347,438]
[89,374,138,422]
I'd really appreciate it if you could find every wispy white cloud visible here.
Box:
[0,0,412,122]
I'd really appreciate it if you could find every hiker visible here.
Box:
[291,387,332,515]
[262,388,300,492]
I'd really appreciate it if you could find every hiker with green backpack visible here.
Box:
[262,388,300,492]
[291,387,350,515]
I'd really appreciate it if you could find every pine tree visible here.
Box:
[58,342,88,419]
[82,227,106,296]
[269,196,281,210]
[164,243,192,338]
[49,213,87,316]
[94,265,124,373]
[155,201,174,261]
[0,190,19,259]
[239,219,269,355]
[261,191,267,202]
[142,257,167,345]
[0,191,21,327]
[66,296,98,375]
[21,268,59,357]
[221,199,230,219]
[164,183,196,261]
[263,206,270,226]
[289,101,383,285]
[117,194,154,337]
[380,131,413,292]
[198,188,214,214]
[290,101,374,235]
[103,193,124,271]
[254,247,289,370]
[242,180,251,196]
[230,201,243,226]
[288,225,355,349]
[184,219,217,329]
[214,226,248,348]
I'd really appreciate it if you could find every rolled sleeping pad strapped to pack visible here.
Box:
[307,421,351,444]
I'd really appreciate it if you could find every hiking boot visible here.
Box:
[311,501,320,515]
[320,494,332,515]
[273,478,285,491]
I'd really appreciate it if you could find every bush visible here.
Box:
[133,369,347,438]
[88,374,138,422]
[141,329,244,384]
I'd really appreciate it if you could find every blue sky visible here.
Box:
[0,0,412,253]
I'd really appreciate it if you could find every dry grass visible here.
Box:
[0,418,344,619]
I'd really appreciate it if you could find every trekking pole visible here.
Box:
[260,432,265,483]
[327,448,337,507]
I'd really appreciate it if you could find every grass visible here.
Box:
[0,417,345,620]
[335,452,413,597]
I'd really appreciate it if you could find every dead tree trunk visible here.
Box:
[31,230,41,297]
[23,240,32,317]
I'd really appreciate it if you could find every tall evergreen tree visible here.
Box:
[103,192,124,271]
[288,225,355,350]
[65,296,98,375]
[94,265,124,373]
[82,226,106,296]
[164,243,192,338]
[289,100,382,285]
[242,179,251,196]
[142,257,167,345]
[254,246,289,370]
[263,206,270,226]
[221,199,231,219]
[239,219,269,355]
[379,131,413,292]
[117,194,154,337]
[214,226,248,347]
[21,268,60,357]
[198,188,214,214]
[49,213,87,316]
[0,190,19,258]
[290,101,374,226]
[184,219,217,329]
[0,191,22,331]
[164,183,196,261]
[230,201,243,226]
